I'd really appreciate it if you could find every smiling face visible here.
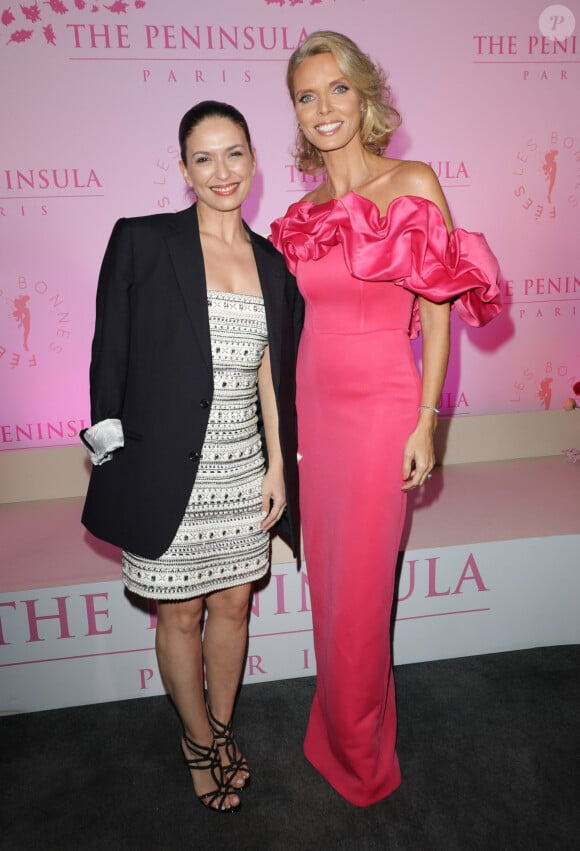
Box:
[179,116,256,213]
[292,51,363,157]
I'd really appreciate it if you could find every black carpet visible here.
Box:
[2,646,579,851]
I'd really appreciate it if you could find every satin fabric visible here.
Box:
[271,192,501,338]
[270,192,501,806]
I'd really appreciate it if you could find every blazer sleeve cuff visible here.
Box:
[80,418,124,466]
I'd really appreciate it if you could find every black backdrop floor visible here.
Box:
[2,646,579,851]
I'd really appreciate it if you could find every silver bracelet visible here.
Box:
[418,404,440,414]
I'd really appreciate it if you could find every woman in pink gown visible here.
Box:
[270,32,502,807]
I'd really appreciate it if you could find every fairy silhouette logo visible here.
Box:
[542,149,558,203]
[11,295,31,352]
[1,275,72,370]
[512,129,580,222]
[3,1,148,47]
[538,376,553,410]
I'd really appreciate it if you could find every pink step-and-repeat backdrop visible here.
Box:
[0,0,578,449]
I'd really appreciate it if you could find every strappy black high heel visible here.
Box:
[181,735,241,813]
[207,706,251,790]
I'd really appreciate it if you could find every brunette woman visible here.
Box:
[82,101,303,813]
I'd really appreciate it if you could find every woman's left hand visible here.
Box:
[261,465,287,530]
[401,426,436,491]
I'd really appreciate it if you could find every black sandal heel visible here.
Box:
[181,735,241,813]
[207,706,251,790]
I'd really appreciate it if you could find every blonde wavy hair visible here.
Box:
[286,31,402,175]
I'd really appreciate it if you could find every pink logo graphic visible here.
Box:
[511,362,573,407]
[12,295,31,351]
[512,130,580,221]
[1,276,72,371]
[542,149,558,203]
[3,0,147,45]
[538,376,553,409]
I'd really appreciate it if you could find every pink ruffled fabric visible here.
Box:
[270,192,502,338]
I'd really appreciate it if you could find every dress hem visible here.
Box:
[122,563,270,601]
[303,745,402,808]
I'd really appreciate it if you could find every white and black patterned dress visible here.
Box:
[122,291,270,599]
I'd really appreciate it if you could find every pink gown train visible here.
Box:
[271,193,501,806]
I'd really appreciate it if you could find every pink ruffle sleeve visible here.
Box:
[270,193,502,338]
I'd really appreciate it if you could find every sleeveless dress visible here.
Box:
[270,193,501,806]
[122,291,270,600]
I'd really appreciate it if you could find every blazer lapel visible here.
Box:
[166,204,212,371]
[166,208,283,383]
[249,228,284,393]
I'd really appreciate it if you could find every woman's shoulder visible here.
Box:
[247,225,288,266]
[113,206,194,236]
[389,160,442,197]
[369,159,439,201]
[137,207,192,229]
[368,160,452,228]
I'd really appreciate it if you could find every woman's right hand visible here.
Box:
[401,416,436,491]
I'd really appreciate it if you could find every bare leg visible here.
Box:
[155,598,240,809]
[204,583,252,784]
[156,598,207,741]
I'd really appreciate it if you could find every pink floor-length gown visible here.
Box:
[271,193,501,806]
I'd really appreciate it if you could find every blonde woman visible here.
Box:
[271,32,501,806]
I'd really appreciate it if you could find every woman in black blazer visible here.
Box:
[81,101,303,813]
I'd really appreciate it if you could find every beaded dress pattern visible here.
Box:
[122,291,269,599]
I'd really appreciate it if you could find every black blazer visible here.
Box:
[82,203,303,560]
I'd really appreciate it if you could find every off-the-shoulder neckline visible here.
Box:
[289,191,445,221]
[277,190,470,239]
